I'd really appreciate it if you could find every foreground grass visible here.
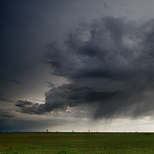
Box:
[0,132,154,154]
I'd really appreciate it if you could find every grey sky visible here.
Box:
[1,0,154,132]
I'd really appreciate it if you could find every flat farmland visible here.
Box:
[0,132,154,154]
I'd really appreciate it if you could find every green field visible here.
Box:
[0,132,154,154]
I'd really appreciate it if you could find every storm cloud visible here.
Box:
[15,16,154,119]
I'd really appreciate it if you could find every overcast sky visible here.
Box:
[1,0,154,132]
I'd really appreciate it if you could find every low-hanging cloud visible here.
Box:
[16,16,154,119]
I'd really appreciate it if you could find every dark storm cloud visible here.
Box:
[15,100,33,107]
[16,17,154,119]
[15,100,44,114]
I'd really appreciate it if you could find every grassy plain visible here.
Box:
[0,132,154,154]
